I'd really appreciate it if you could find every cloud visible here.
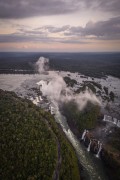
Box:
[97,0,120,14]
[0,33,88,44]
[65,16,120,40]
[0,0,80,19]
[0,33,53,43]
[79,0,120,14]
[0,0,120,19]
[84,16,120,38]
[42,25,70,33]
[0,16,120,43]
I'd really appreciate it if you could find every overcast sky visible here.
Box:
[0,0,120,52]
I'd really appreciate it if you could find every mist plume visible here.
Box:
[35,57,101,110]
[35,57,49,73]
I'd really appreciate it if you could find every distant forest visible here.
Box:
[0,52,120,78]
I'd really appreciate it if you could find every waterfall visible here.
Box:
[103,115,106,121]
[117,120,120,127]
[40,96,43,101]
[113,118,117,124]
[96,143,102,158]
[98,141,100,146]
[84,136,86,142]
[50,106,54,114]
[81,129,86,140]
[103,115,120,128]
[35,75,108,180]
[87,140,92,152]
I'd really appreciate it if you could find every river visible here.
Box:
[0,73,117,180]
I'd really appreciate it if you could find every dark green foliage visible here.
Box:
[49,53,120,78]
[109,91,115,101]
[0,90,57,179]
[107,128,120,152]
[84,82,96,93]
[102,149,120,180]
[75,85,86,94]
[75,83,96,94]
[0,52,120,78]
[76,81,102,94]
[63,76,77,87]
[97,90,101,95]
[0,89,80,180]
[91,81,102,90]
[61,101,100,132]
[104,86,108,95]
[84,81,102,90]
[103,128,120,180]
[103,95,110,101]
[44,114,80,180]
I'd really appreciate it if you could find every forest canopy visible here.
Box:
[0,89,80,180]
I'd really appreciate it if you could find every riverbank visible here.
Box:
[64,111,120,180]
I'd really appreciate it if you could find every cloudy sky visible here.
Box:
[0,0,120,52]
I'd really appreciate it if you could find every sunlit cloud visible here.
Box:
[0,0,120,51]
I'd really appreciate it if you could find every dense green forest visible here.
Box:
[0,89,80,180]
[61,101,100,132]
[75,81,115,102]
[0,52,120,78]
[63,77,77,87]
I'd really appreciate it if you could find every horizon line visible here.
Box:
[0,51,120,53]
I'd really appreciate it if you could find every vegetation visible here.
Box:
[63,76,77,87]
[43,113,80,180]
[102,127,120,180]
[107,128,120,152]
[82,81,102,90]
[83,82,96,93]
[61,101,100,132]
[104,86,108,95]
[89,81,102,90]
[0,52,120,78]
[109,91,115,101]
[75,85,86,94]
[76,82,114,103]
[49,52,120,78]
[75,81,102,94]
[0,89,80,180]
[75,83,96,94]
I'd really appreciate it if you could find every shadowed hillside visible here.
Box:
[0,89,80,180]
